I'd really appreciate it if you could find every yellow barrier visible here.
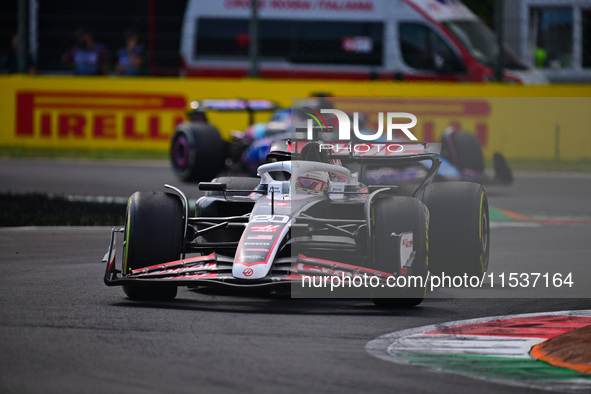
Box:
[1,75,591,159]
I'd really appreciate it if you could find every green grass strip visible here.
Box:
[397,353,591,380]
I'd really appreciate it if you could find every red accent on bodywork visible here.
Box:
[235,223,288,268]
[107,251,116,271]
[159,273,218,280]
[298,255,394,277]
[130,253,216,274]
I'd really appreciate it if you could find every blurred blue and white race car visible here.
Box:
[170,98,512,185]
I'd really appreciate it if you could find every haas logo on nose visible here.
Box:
[243,268,254,277]
[402,239,413,247]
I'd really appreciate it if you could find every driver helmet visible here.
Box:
[295,171,329,195]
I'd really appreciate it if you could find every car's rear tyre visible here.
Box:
[441,130,484,173]
[423,182,489,276]
[370,196,428,308]
[170,122,225,182]
[122,191,184,300]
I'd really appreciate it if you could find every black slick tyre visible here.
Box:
[423,182,490,277]
[122,191,184,300]
[370,196,428,308]
[441,131,485,173]
[170,122,225,182]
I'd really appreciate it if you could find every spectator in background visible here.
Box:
[1,34,36,74]
[115,29,146,76]
[62,28,109,75]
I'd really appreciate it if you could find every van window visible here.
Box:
[529,7,573,69]
[195,18,383,66]
[399,22,464,73]
[444,20,525,70]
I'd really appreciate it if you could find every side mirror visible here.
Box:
[434,54,446,72]
[198,182,227,191]
[434,53,466,74]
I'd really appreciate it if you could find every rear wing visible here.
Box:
[197,99,279,111]
[269,140,441,159]
[321,142,429,157]
[191,99,280,125]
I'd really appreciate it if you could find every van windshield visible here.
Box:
[443,21,526,70]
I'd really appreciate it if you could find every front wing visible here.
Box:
[103,227,395,290]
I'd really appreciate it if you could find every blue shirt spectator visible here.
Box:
[62,28,110,75]
[115,30,146,76]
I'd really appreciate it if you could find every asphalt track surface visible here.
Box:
[1,158,591,393]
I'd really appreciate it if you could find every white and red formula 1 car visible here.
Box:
[104,141,489,307]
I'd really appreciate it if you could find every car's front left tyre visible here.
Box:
[370,196,428,308]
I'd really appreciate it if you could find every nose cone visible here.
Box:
[233,221,289,279]
[233,263,271,279]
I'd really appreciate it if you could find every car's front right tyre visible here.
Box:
[122,191,184,301]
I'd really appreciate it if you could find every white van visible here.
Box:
[180,0,547,84]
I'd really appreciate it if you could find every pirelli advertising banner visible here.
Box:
[1,75,590,160]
